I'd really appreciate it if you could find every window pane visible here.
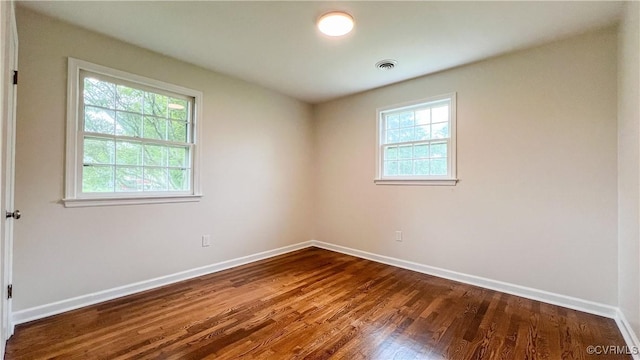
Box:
[85,106,115,135]
[386,114,400,129]
[414,144,429,158]
[384,146,397,160]
[144,92,168,117]
[399,128,414,142]
[168,98,188,120]
[115,166,143,192]
[168,120,188,142]
[430,158,447,175]
[115,112,142,138]
[169,146,189,167]
[144,144,168,166]
[143,116,167,140]
[116,141,142,165]
[116,85,143,113]
[398,160,412,175]
[431,122,449,139]
[83,77,115,108]
[398,145,412,159]
[432,105,449,123]
[386,129,400,144]
[415,109,430,125]
[398,112,414,128]
[145,168,168,191]
[414,159,430,175]
[415,125,430,140]
[430,143,447,158]
[384,161,398,176]
[82,165,114,192]
[169,169,189,191]
[84,137,114,164]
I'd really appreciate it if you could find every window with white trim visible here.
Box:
[64,58,203,207]
[375,93,457,185]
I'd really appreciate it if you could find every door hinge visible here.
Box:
[12,70,17,85]
[7,284,12,299]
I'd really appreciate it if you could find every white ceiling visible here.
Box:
[18,1,623,104]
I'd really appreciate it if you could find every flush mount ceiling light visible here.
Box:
[317,11,354,37]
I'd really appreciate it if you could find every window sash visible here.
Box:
[80,138,193,194]
[79,71,194,142]
[381,101,451,145]
[380,139,451,179]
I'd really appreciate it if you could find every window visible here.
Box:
[64,58,203,207]
[375,93,457,185]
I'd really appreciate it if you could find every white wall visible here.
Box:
[618,1,640,338]
[12,8,314,311]
[314,28,619,305]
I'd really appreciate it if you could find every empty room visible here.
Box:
[0,0,638,359]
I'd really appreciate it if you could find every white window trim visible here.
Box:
[63,58,203,207]
[374,93,458,186]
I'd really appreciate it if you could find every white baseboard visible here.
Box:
[615,309,640,360]
[310,240,618,319]
[12,238,638,356]
[12,241,313,325]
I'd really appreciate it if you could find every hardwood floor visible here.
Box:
[5,248,630,359]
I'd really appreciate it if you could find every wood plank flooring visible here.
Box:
[5,248,630,359]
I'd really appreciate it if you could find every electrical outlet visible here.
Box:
[202,235,211,247]
[395,230,403,242]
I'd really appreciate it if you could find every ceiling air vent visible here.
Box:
[375,60,397,70]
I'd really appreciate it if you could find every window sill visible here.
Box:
[374,179,458,186]
[62,194,203,208]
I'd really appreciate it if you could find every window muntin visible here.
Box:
[79,72,193,194]
[376,94,457,184]
[65,58,203,206]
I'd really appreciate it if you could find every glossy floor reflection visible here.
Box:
[6,248,629,359]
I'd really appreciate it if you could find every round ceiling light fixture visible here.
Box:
[317,11,354,37]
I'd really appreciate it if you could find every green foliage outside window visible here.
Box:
[81,76,192,193]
